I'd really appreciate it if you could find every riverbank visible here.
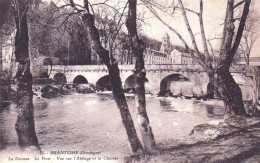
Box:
[126,117,260,162]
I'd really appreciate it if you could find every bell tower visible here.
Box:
[160,32,170,53]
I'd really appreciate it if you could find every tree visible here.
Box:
[12,0,40,151]
[144,0,252,117]
[28,1,57,59]
[62,17,91,65]
[69,0,144,154]
[94,5,126,61]
[126,0,156,152]
[27,1,92,65]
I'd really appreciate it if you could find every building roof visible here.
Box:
[148,48,168,55]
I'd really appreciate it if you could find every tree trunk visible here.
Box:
[215,0,250,117]
[13,0,40,152]
[78,6,143,154]
[126,0,156,152]
[215,66,246,117]
[108,63,144,154]
[78,29,91,65]
[133,62,156,152]
[207,70,215,99]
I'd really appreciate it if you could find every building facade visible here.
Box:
[144,32,196,65]
[170,49,195,65]
[144,48,172,64]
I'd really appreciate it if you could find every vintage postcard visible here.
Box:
[0,0,260,162]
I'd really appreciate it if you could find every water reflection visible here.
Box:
[0,93,225,156]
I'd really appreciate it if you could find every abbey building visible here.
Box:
[144,32,195,65]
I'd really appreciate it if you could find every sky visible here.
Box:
[139,0,260,58]
[47,0,260,58]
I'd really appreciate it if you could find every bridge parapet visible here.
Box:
[49,65,109,72]
[48,64,205,73]
[144,64,204,72]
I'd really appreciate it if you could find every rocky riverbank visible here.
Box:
[37,85,212,99]
[126,117,260,162]
[34,84,96,99]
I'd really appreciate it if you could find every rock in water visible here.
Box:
[41,85,62,98]
[75,84,95,94]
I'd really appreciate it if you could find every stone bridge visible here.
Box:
[47,64,253,99]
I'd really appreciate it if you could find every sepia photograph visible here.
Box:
[0,0,260,162]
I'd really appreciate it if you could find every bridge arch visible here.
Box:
[160,74,190,93]
[96,75,112,91]
[53,73,67,84]
[73,75,88,84]
[124,74,149,90]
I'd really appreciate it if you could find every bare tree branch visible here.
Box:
[234,0,246,9]
[178,0,207,68]
[219,0,234,65]
[199,0,210,64]
[229,0,251,64]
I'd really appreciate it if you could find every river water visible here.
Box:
[0,93,225,159]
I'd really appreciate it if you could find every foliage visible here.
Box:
[28,1,91,65]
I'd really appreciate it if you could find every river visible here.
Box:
[0,93,225,160]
